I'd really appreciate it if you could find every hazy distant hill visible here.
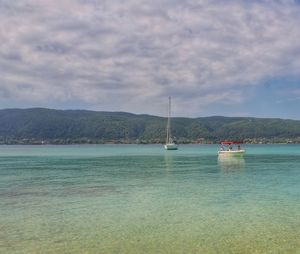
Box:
[1,108,300,144]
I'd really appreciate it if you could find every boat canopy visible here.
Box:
[220,141,243,145]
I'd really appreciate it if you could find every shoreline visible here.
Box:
[0,140,299,145]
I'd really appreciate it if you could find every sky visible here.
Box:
[1,0,300,119]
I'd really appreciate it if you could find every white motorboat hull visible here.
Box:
[218,150,245,156]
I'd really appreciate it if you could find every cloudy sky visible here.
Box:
[1,0,300,118]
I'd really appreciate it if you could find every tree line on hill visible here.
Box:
[1,108,300,144]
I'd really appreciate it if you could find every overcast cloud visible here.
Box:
[1,0,300,117]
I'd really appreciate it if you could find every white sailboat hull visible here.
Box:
[164,143,178,150]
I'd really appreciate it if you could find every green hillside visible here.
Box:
[1,108,300,144]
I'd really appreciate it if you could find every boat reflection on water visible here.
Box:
[218,154,245,171]
[164,152,174,172]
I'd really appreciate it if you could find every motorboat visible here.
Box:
[218,141,245,156]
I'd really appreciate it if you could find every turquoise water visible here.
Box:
[0,144,300,254]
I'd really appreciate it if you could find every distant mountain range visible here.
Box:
[1,108,300,144]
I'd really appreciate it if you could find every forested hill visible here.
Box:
[1,108,300,144]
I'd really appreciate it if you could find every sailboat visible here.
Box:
[164,96,178,150]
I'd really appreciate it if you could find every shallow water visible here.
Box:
[0,144,300,254]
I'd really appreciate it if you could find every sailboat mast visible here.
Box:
[166,96,171,143]
[164,96,178,150]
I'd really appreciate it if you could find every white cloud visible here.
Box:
[0,0,300,116]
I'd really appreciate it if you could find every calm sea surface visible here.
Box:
[0,144,300,254]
